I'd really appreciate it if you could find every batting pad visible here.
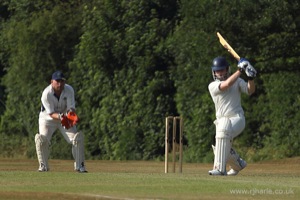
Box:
[227,148,245,171]
[72,132,85,170]
[213,145,245,171]
[213,118,233,173]
[35,134,50,170]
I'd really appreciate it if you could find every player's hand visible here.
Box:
[67,111,80,127]
[245,65,257,80]
[237,58,250,71]
[60,114,72,129]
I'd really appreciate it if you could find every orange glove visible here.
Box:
[60,114,72,129]
[67,111,80,127]
[60,111,79,129]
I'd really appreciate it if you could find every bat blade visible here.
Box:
[217,32,240,61]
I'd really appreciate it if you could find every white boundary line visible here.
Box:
[81,193,161,200]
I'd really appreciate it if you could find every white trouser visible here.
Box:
[225,114,245,139]
[39,118,77,144]
[36,118,85,170]
[213,114,245,173]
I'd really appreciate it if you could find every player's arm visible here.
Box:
[219,70,242,91]
[66,85,76,112]
[41,93,61,120]
[50,112,62,120]
[247,79,255,95]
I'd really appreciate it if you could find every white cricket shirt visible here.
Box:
[39,84,75,120]
[208,78,249,118]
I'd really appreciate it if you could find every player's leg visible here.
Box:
[35,119,56,172]
[212,144,247,176]
[209,118,232,175]
[227,116,247,175]
[72,131,87,172]
[231,115,245,139]
[227,148,247,175]
[59,126,87,173]
[35,134,50,171]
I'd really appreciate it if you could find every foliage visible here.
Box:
[0,0,83,157]
[70,0,179,160]
[0,0,299,161]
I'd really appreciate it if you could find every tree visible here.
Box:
[0,0,83,157]
[70,0,179,160]
[0,0,299,160]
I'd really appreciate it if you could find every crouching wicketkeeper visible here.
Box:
[35,71,87,173]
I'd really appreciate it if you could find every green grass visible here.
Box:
[0,158,299,199]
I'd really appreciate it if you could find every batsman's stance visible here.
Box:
[35,71,87,173]
[208,57,256,176]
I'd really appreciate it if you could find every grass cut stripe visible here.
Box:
[0,158,299,200]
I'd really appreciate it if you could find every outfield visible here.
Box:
[0,158,299,200]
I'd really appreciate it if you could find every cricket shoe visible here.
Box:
[208,169,227,176]
[75,162,88,173]
[227,159,247,176]
[38,163,48,172]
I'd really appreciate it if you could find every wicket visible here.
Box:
[165,116,183,173]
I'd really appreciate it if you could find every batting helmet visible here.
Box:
[211,57,229,71]
[211,57,230,81]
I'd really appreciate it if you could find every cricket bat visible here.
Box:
[217,32,241,61]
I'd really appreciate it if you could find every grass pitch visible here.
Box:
[0,158,299,200]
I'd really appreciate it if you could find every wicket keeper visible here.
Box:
[35,71,87,173]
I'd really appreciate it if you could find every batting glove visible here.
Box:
[237,58,250,72]
[245,64,257,80]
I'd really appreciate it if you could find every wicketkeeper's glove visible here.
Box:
[60,111,80,129]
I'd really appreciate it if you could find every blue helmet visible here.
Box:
[211,57,229,71]
[211,57,230,81]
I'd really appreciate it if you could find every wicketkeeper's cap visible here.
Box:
[52,71,66,81]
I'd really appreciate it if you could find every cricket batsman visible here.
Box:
[208,57,256,175]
